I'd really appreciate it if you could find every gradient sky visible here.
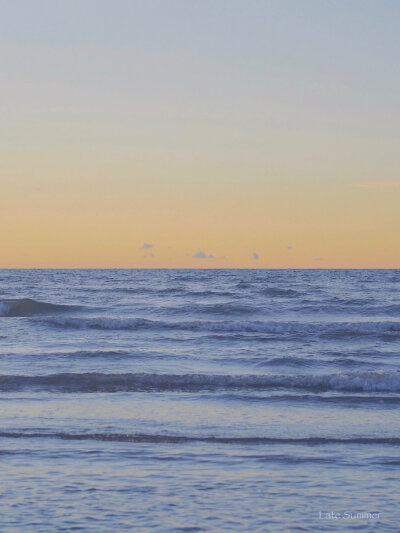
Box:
[1,0,399,268]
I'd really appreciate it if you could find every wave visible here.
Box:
[184,290,237,298]
[167,302,256,316]
[236,281,252,289]
[156,288,237,298]
[256,356,313,367]
[0,298,76,317]
[35,316,400,338]
[0,349,137,359]
[292,301,400,316]
[74,286,237,298]
[1,370,400,393]
[260,287,300,298]
[111,286,185,296]
[216,393,400,406]
[1,431,400,446]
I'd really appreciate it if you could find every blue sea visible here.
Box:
[1,269,399,532]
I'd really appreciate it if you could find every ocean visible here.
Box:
[0,269,399,532]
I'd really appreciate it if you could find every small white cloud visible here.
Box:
[141,243,153,249]
[253,252,259,260]
[193,250,214,259]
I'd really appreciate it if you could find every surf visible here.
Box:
[0,298,77,317]
[1,370,400,393]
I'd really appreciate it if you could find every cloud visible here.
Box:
[141,243,153,249]
[287,245,293,251]
[355,180,400,189]
[253,252,259,260]
[313,257,324,262]
[192,250,214,259]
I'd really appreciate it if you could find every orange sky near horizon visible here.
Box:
[2,143,398,268]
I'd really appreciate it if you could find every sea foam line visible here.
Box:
[1,371,400,393]
[1,431,400,446]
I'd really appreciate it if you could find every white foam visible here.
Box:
[1,370,400,393]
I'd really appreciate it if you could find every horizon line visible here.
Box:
[0,267,398,271]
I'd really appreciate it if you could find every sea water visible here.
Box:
[0,269,399,532]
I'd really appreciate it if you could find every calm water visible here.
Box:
[0,269,399,532]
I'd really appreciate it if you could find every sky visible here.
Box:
[1,0,399,268]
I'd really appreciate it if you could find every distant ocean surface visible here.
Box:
[1,269,399,532]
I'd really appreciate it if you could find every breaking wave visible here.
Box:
[0,298,77,317]
[260,287,300,298]
[1,370,400,393]
[1,431,400,446]
[35,315,400,338]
